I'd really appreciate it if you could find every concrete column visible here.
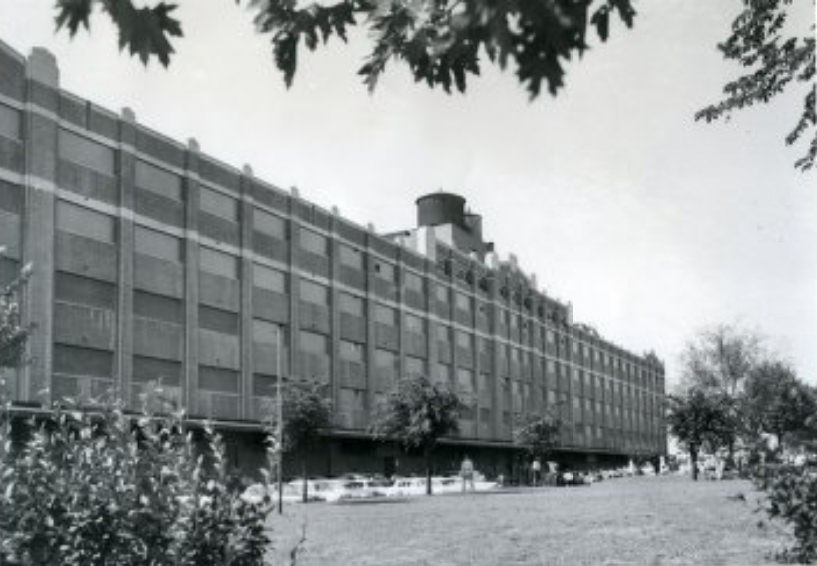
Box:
[364,229,376,420]
[329,209,341,418]
[21,47,59,403]
[396,251,406,381]
[239,165,254,419]
[287,187,300,381]
[183,138,201,414]
[116,107,136,406]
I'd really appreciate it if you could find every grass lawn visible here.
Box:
[266,475,793,565]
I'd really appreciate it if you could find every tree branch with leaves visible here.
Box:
[54,0,637,100]
[696,0,816,171]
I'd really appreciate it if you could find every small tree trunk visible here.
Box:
[301,456,308,503]
[690,446,699,481]
[425,447,432,496]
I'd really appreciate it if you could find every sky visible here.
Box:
[0,0,814,387]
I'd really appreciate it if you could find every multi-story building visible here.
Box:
[0,41,666,478]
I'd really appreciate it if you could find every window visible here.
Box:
[455,292,471,312]
[340,340,364,362]
[252,264,286,293]
[300,330,328,354]
[135,160,182,201]
[200,186,238,221]
[199,305,239,334]
[0,104,21,140]
[58,130,114,175]
[254,209,286,238]
[373,260,395,281]
[404,271,424,292]
[374,304,396,326]
[436,285,448,302]
[199,366,239,393]
[437,325,450,343]
[135,226,183,262]
[339,244,364,269]
[339,293,363,316]
[56,272,116,309]
[134,290,182,323]
[406,356,425,377]
[405,313,424,333]
[374,349,397,369]
[455,330,472,349]
[132,355,181,385]
[456,368,475,393]
[436,363,452,383]
[252,319,284,343]
[53,344,113,377]
[300,280,328,305]
[56,201,116,243]
[300,228,328,255]
[199,247,239,279]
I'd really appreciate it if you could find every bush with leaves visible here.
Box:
[754,464,817,564]
[0,396,274,566]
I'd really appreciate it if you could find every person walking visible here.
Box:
[460,455,475,492]
[531,458,542,487]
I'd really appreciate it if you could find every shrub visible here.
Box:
[0,398,274,566]
[754,464,817,563]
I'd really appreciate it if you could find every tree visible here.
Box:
[680,324,761,398]
[53,0,636,100]
[742,360,817,450]
[513,409,561,468]
[695,0,816,171]
[0,257,31,372]
[267,380,332,503]
[370,374,464,495]
[667,388,738,481]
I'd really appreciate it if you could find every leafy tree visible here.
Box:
[266,379,332,503]
[681,324,761,398]
[513,409,562,466]
[370,374,464,495]
[0,258,31,372]
[667,388,738,481]
[54,0,636,99]
[742,360,817,449]
[696,0,816,171]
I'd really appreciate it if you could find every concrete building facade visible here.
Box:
[0,41,666,479]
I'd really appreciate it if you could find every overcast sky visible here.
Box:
[1,0,814,387]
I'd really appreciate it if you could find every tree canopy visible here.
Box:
[667,388,738,480]
[263,380,331,502]
[680,324,762,398]
[512,409,561,462]
[742,360,817,448]
[54,0,636,99]
[695,0,816,171]
[370,374,464,494]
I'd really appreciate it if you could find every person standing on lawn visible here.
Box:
[531,458,542,486]
[460,455,475,492]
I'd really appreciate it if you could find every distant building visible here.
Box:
[0,40,667,478]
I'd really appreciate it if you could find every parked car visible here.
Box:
[241,482,303,505]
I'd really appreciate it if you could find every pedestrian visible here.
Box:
[460,455,475,492]
[531,458,542,487]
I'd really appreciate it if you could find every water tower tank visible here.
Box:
[416,192,466,228]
